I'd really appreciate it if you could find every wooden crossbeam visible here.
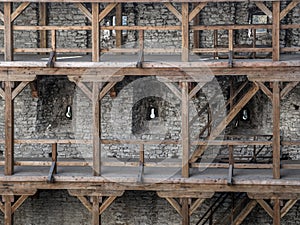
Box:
[166,198,183,217]
[233,200,257,225]
[74,82,92,100]
[12,81,30,100]
[157,191,214,199]
[281,199,297,218]
[281,81,299,99]
[189,3,206,22]
[0,10,4,22]
[163,82,181,99]
[257,199,274,218]
[74,3,92,22]
[164,3,182,22]
[11,2,30,22]
[99,196,117,214]
[280,1,299,21]
[188,82,205,99]
[189,198,205,216]
[99,3,118,22]
[190,83,259,163]
[11,195,29,214]
[77,196,92,212]
[255,81,273,101]
[99,81,119,100]
[255,2,272,19]
[0,87,5,99]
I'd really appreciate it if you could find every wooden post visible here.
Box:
[181,82,189,178]
[5,82,14,175]
[4,2,13,61]
[3,196,13,225]
[92,196,100,225]
[93,82,101,176]
[273,198,281,225]
[272,1,280,61]
[52,143,57,174]
[182,198,190,225]
[39,3,47,51]
[182,3,189,62]
[193,3,199,50]
[272,81,280,179]
[92,3,100,62]
[115,3,122,48]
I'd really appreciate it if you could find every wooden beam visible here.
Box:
[164,3,182,22]
[192,3,200,50]
[280,81,299,99]
[255,2,272,19]
[77,196,92,212]
[99,196,117,214]
[11,2,30,22]
[257,199,274,218]
[272,1,280,61]
[190,83,259,163]
[188,82,205,99]
[4,3,13,61]
[281,199,297,218]
[38,2,47,51]
[5,81,13,175]
[0,11,4,22]
[157,191,214,199]
[233,200,257,225]
[166,198,182,217]
[92,196,100,225]
[181,198,190,225]
[68,190,124,197]
[74,3,92,22]
[0,87,5,99]
[189,3,206,22]
[273,198,280,225]
[99,3,118,22]
[12,81,30,100]
[272,81,280,179]
[280,1,299,21]
[93,82,101,176]
[92,3,100,62]
[99,81,119,100]
[115,3,122,48]
[0,201,4,214]
[182,3,189,62]
[11,195,29,214]
[255,81,273,101]
[3,196,13,225]
[73,81,92,100]
[181,82,189,178]
[189,198,205,216]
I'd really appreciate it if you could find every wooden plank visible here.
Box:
[115,3,122,48]
[233,200,257,225]
[11,2,30,22]
[12,195,29,214]
[181,82,189,178]
[74,3,92,22]
[280,1,299,21]
[281,199,297,218]
[4,3,13,61]
[255,81,273,101]
[189,198,205,216]
[181,198,189,225]
[92,196,100,225]
[99,196,117,214]
[248,193,300,200]
[272,1,280,61]
[272,81,280,179]
[39,3,47,51]
[99,3,118,22]
[92,3,100,62]
[12,81,29,100]
[188,82,205,99]
[69,190,124,197]
[77,196,92,212]
[5,81,13,175]
[255,2,272,19]
[181,3,189,62]
[164,3,182,22]
[165,198,182,217]
[257,199,274,218]
[157,192,214,199]
[74,81,92,100]
[280,81,299,99]
[189,2,206,22]
[190,83,259,163]
[99,81,118,100]
[93,82,101,176]
[273,198,280,225]
[3,196,13,225]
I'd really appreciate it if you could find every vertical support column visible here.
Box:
[4,2,13,61]
[181,3,189,62]
[52,143,57,174]
[3,196,13,225]
[182,198,190,225]
[93,82,101,176]
[272,1,280,61]
[181,82,189,178]
[273,198,281,225]
[272,81,280,179]
[92,3,100,62]
[115,3,122,48]
[193,3,199,50]
[5,82,14,175]
[39,3,47,51]
[92,196,101,225]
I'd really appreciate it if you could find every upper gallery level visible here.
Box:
[0,1,298,74]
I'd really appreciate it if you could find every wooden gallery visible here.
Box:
[0,1,299,225]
